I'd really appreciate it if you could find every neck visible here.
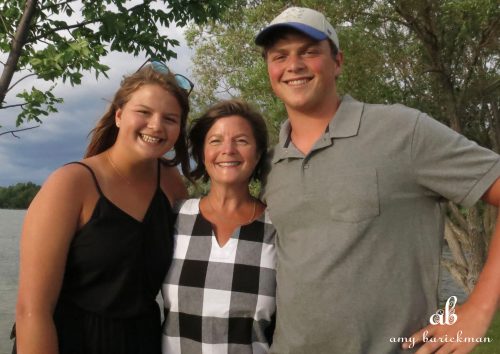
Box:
[106,147,156,183]
[287,94,341,128]
[206,183,253,210]
[202,183,257,227]
[286,95,341,155]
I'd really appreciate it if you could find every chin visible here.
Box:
[281,95,311,109]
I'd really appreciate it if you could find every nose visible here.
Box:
[220,140,237,154]
[287,54,305,72]
[147,114,162,130]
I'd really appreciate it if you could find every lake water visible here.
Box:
[0,209,467,353]
[0,209,24,354]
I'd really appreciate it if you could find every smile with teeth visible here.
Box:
[140,133,162,144]
[217,162,241,167]
[285,78,311,86]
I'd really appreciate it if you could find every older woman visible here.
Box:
[162,99,276,353]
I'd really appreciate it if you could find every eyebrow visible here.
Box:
[134,104,180,117]
[133,104,152,110]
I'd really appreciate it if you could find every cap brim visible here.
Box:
[255,23,328,45]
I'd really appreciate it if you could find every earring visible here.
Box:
[116,122,120,128]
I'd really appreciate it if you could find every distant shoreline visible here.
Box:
[0,182,40,209]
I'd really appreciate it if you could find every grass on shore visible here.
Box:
[472,311,500,354]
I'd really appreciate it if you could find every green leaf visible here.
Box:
[2,0,237,128]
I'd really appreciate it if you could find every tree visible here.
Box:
[0,181,41,208]
[187,0,500,294]
[0,0,235,136]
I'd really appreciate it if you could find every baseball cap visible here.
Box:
[255,7,339,49]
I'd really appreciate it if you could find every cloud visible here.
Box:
[0,23,194,187]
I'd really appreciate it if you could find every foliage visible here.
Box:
[185,0,287,143]
[187,0,499,145]
[0,182,40,209]
[0,0,235,132]
[472,310,500,354]
[187,0,500,292]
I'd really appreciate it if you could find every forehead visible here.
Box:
[128,84,169,99]
[127,84,175,105]
[127,84,181,111]
[206,115,254,135]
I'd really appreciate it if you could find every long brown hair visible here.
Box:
[85,65,191,177]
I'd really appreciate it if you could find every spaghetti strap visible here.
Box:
[65,161,104,196]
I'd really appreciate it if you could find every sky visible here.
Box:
[0,23,194,187]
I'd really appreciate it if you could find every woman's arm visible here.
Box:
[15,165,84,354]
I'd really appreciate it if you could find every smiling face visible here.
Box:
[115,84,182,159]
[203,115,260,187]
[266,32,342,115]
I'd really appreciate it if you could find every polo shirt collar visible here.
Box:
[273,95,364,163]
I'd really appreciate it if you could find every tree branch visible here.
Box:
[0,13,14,40]
[1,103,26,109]
[458,18,500,110]
[441,258,470,294]
[8,73,37,92]
[39,0,78,12]
[0,125,40,138]
[32,19,100,41]
[0,0,38,106]
[448,202,468,231]
[444,218,469,269]
[32,1,155,42]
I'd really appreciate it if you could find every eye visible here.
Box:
[208,138,221,145]
[270,53,286,62]
[164,115,179,124]
[137,110,149,115]
[236,138,249,145]
[304,49,319,56]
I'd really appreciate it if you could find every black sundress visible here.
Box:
[52,161,174,354]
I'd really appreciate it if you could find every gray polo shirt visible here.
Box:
[261,95,500,354]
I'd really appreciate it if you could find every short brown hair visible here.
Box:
[189,99,268,182]
[85,65,191,177]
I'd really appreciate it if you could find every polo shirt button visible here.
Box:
[303,163,309,169]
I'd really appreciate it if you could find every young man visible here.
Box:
[256,7,500,354]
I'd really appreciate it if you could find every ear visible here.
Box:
[334,51,344,78]
[115,108,122,128]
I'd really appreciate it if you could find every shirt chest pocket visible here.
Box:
[322,168,380,223]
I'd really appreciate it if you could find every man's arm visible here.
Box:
[405,178,500,354]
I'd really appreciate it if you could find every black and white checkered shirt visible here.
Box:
[162,198,277,354]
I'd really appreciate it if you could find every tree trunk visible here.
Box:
[443,203,489,294]
[0,0,38,107]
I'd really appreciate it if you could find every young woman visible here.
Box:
[15,62,192,354]
[162,99,276,353]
